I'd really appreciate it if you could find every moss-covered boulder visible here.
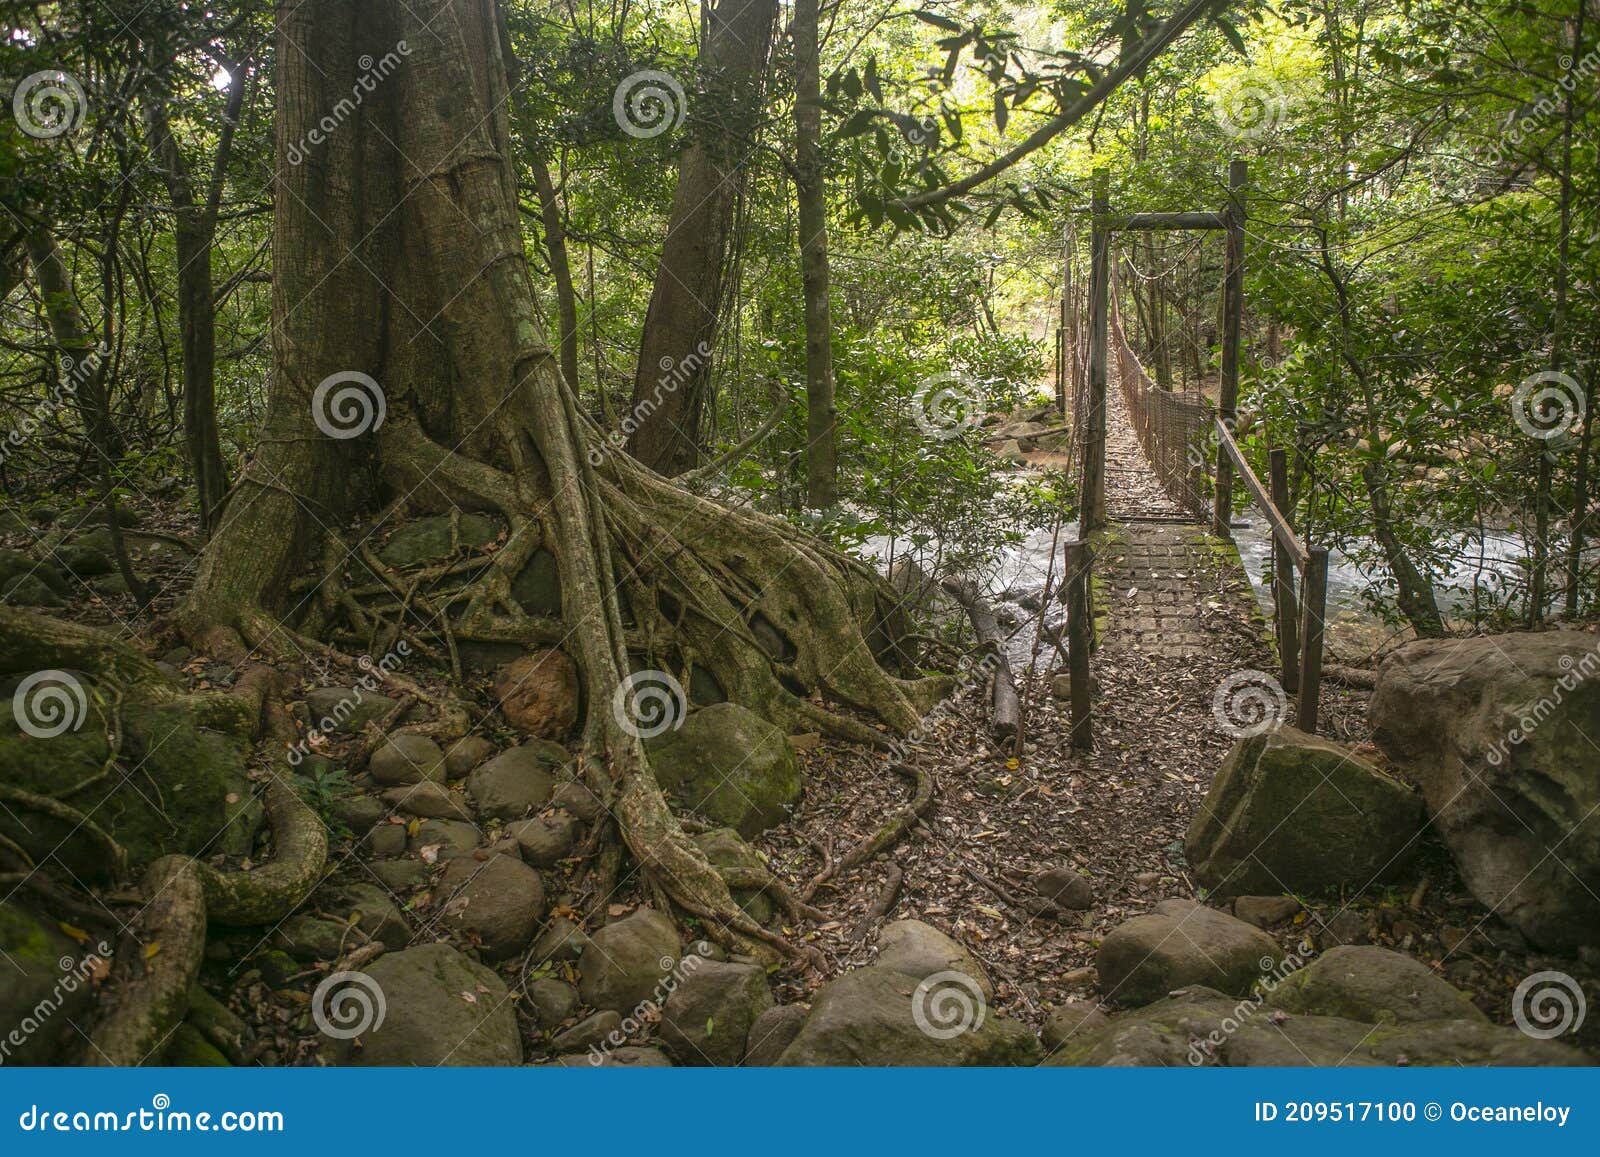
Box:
[647,703,800,838]
[0,901,104,1064]
[1185,725,1423,898]
[1266,945,1485,1025]
[377,513,499,568]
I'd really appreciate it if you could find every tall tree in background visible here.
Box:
[627,0,779,476]
[794,0,837,507]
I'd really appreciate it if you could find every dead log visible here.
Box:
[941,576,1020,740]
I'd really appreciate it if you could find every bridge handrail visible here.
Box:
[1212,417,1310,570]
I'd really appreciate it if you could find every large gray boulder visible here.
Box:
[775,964,1042,1066]
[659,959,774,1065]
[467,741,563,819]
[1370,632,1600,949]
[437,853,546,960]
[647,703,801,837]
[1097,899,1283,1007]
[326,942,520,1065]
[873,919,994,1002]
[1267,945,1485,1025]
[1043,985,1590,1067]
[1185,725,1423,897]
[577,907,679,1013]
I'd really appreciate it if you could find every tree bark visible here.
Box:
[529,153,581,393]
[794,0,837,507]
[626,0,779,476]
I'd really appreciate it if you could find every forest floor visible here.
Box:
[2,368,1596,1060]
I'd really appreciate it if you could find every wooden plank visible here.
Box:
[1064,540,1094,749]
[1215,418,1310,569]
[1269,448,1301,694]
[1212,159,1246,535]
[1296,546,1329,733]
[1118,210,1227,231]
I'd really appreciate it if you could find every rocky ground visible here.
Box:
[2,440,1597,1067]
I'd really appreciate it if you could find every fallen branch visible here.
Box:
[802,756,945,902]
[941,576,1020,740]
[848,861,905,938]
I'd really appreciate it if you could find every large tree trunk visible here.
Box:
[794,0,837,508]
[184,0,935,956]
[626,0,779,476]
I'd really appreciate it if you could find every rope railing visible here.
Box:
[1109,305,1213,519]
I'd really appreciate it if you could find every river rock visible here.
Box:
[505,812,581,866]
[409,818,480,857]
[774,964,1042,1066]
[443,735,496,776]
[873,919,995,1001]
[438,853,546,959]
[530,915,589,963]
[551,1046,673,1067]
[550,779,605,820]
[494,650,580,738]
[305,686,399,734]
[744,1004,810,1067]
[526,977,581,1026]
[381,781,473,821]
[550,1010,622,1053]
[1043,986,1589,1067]
[321,882,412,950]
[377,513,499,568]
[467,741,563,819]
[578,907,679,1013]
[1233,895,1302,928]
[1267,945,1486,1025]
[1185,725,1423,897]
[1033,866,1094,910]
[647,703,800,837]
[660,960,774,1066]
[1097,899,1283,1007]
[693,827,773,923]
[368,734,447,786]
[326,942,520,1065]
[511,549,562,616]
[1041,1001,1110,1050]
[1369,632,1600,949]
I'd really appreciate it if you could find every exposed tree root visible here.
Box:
[802,756,947,903]
[86,855,206,1067]
[849,861,905,938]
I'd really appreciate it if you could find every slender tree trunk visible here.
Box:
[794,0,836,508]
[141,77,240,536]
[530,154,581,393]
[626,0,779,476]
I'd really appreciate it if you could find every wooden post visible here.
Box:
[1212,159,1246,535]
[1269,448,1300,695]
[1081,169,1109,532]
[1296,545,1329,733]
[1064,540,1094,749]
[1059,224,1072,415]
